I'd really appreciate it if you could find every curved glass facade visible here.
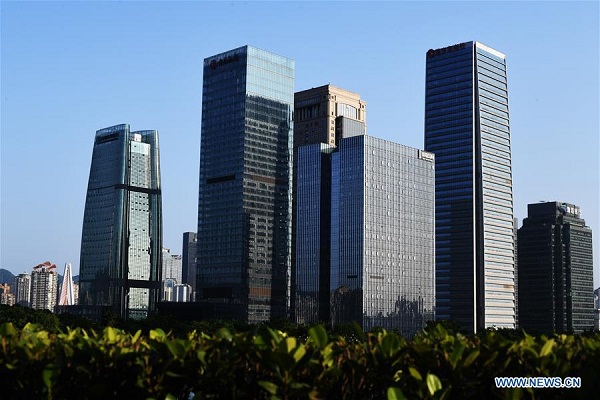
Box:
[79,124,162,319]
[197,46,294,323]
[425,41,515,332]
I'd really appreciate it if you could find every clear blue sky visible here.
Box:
[1,1,598,288]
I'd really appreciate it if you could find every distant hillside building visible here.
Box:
[0,284,15,306]
[31,261,59,311]
[518,202,594,333]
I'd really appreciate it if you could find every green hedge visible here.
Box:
[0,322,598,399]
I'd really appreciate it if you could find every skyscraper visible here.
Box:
[518,202,594,333]
[196,46,294,322]
[14,272,31,307]
[295,143,335,324]
[79,124,162,319]
[294,84,366,149]
[58,263,75,306]
[296,135,436,335]
[292,84,366,320]
[30,261,58,311]
[182,232,197,293]
[162,247,182,284]
[424,41,515,332]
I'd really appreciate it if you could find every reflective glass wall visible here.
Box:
[331,136,436,335]
[197,46,294,322]
[295,143,334,324]
[425,41,515,332]
[79,124,162,319]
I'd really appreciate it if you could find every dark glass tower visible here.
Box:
[182,232,197,293]
[295,143,334,324]
[518,202,594,333]
[196,46,294,323]
[425,41,515,332]
[79,124,162,319]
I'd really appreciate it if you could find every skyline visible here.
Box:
[1,2,599,288]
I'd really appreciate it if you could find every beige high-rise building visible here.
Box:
[294,84,366,148]
[291,84,366,320]
[31,261,59,311]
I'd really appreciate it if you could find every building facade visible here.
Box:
[14,272,31,307]
[518,202,594,333]
[294,84,366,148]
[30,261,59,311]
[514,217,519,327]
[295,143,335,324]
[58,263,75,306]
[162,248,182,284]
[0,284,15,306]
[79,124,162,319]
[196,46,294,322]
[594,287,600,331]
[174,284,193,302]
[424,41,515,332]
[291,85,367,321]
[162,278,177,302]
[296,135,436,335]
[182,232,197,294]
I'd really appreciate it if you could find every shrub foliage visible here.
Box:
[0,321,598,399]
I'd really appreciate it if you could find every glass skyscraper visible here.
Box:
[79,124,162,319]
[196,46,294,323]
[295,143,334,324]
[518,202,594,333]
[182,232,198,294]
[425,41,515,332]
[296,135,436,335]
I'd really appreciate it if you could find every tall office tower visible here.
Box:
[518,202,594,333]
[424,41,515,332]
[30,261,58,311]
[295,143,335,324]
[58,263,75,306]
[296,135,436,335]
[196,46,294,323]
[162,248,182,284]
[292,85,366,319]
[79,124,162,319]
[0,284,15,306]
[14,272,31,307]
[182,232,197,292]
